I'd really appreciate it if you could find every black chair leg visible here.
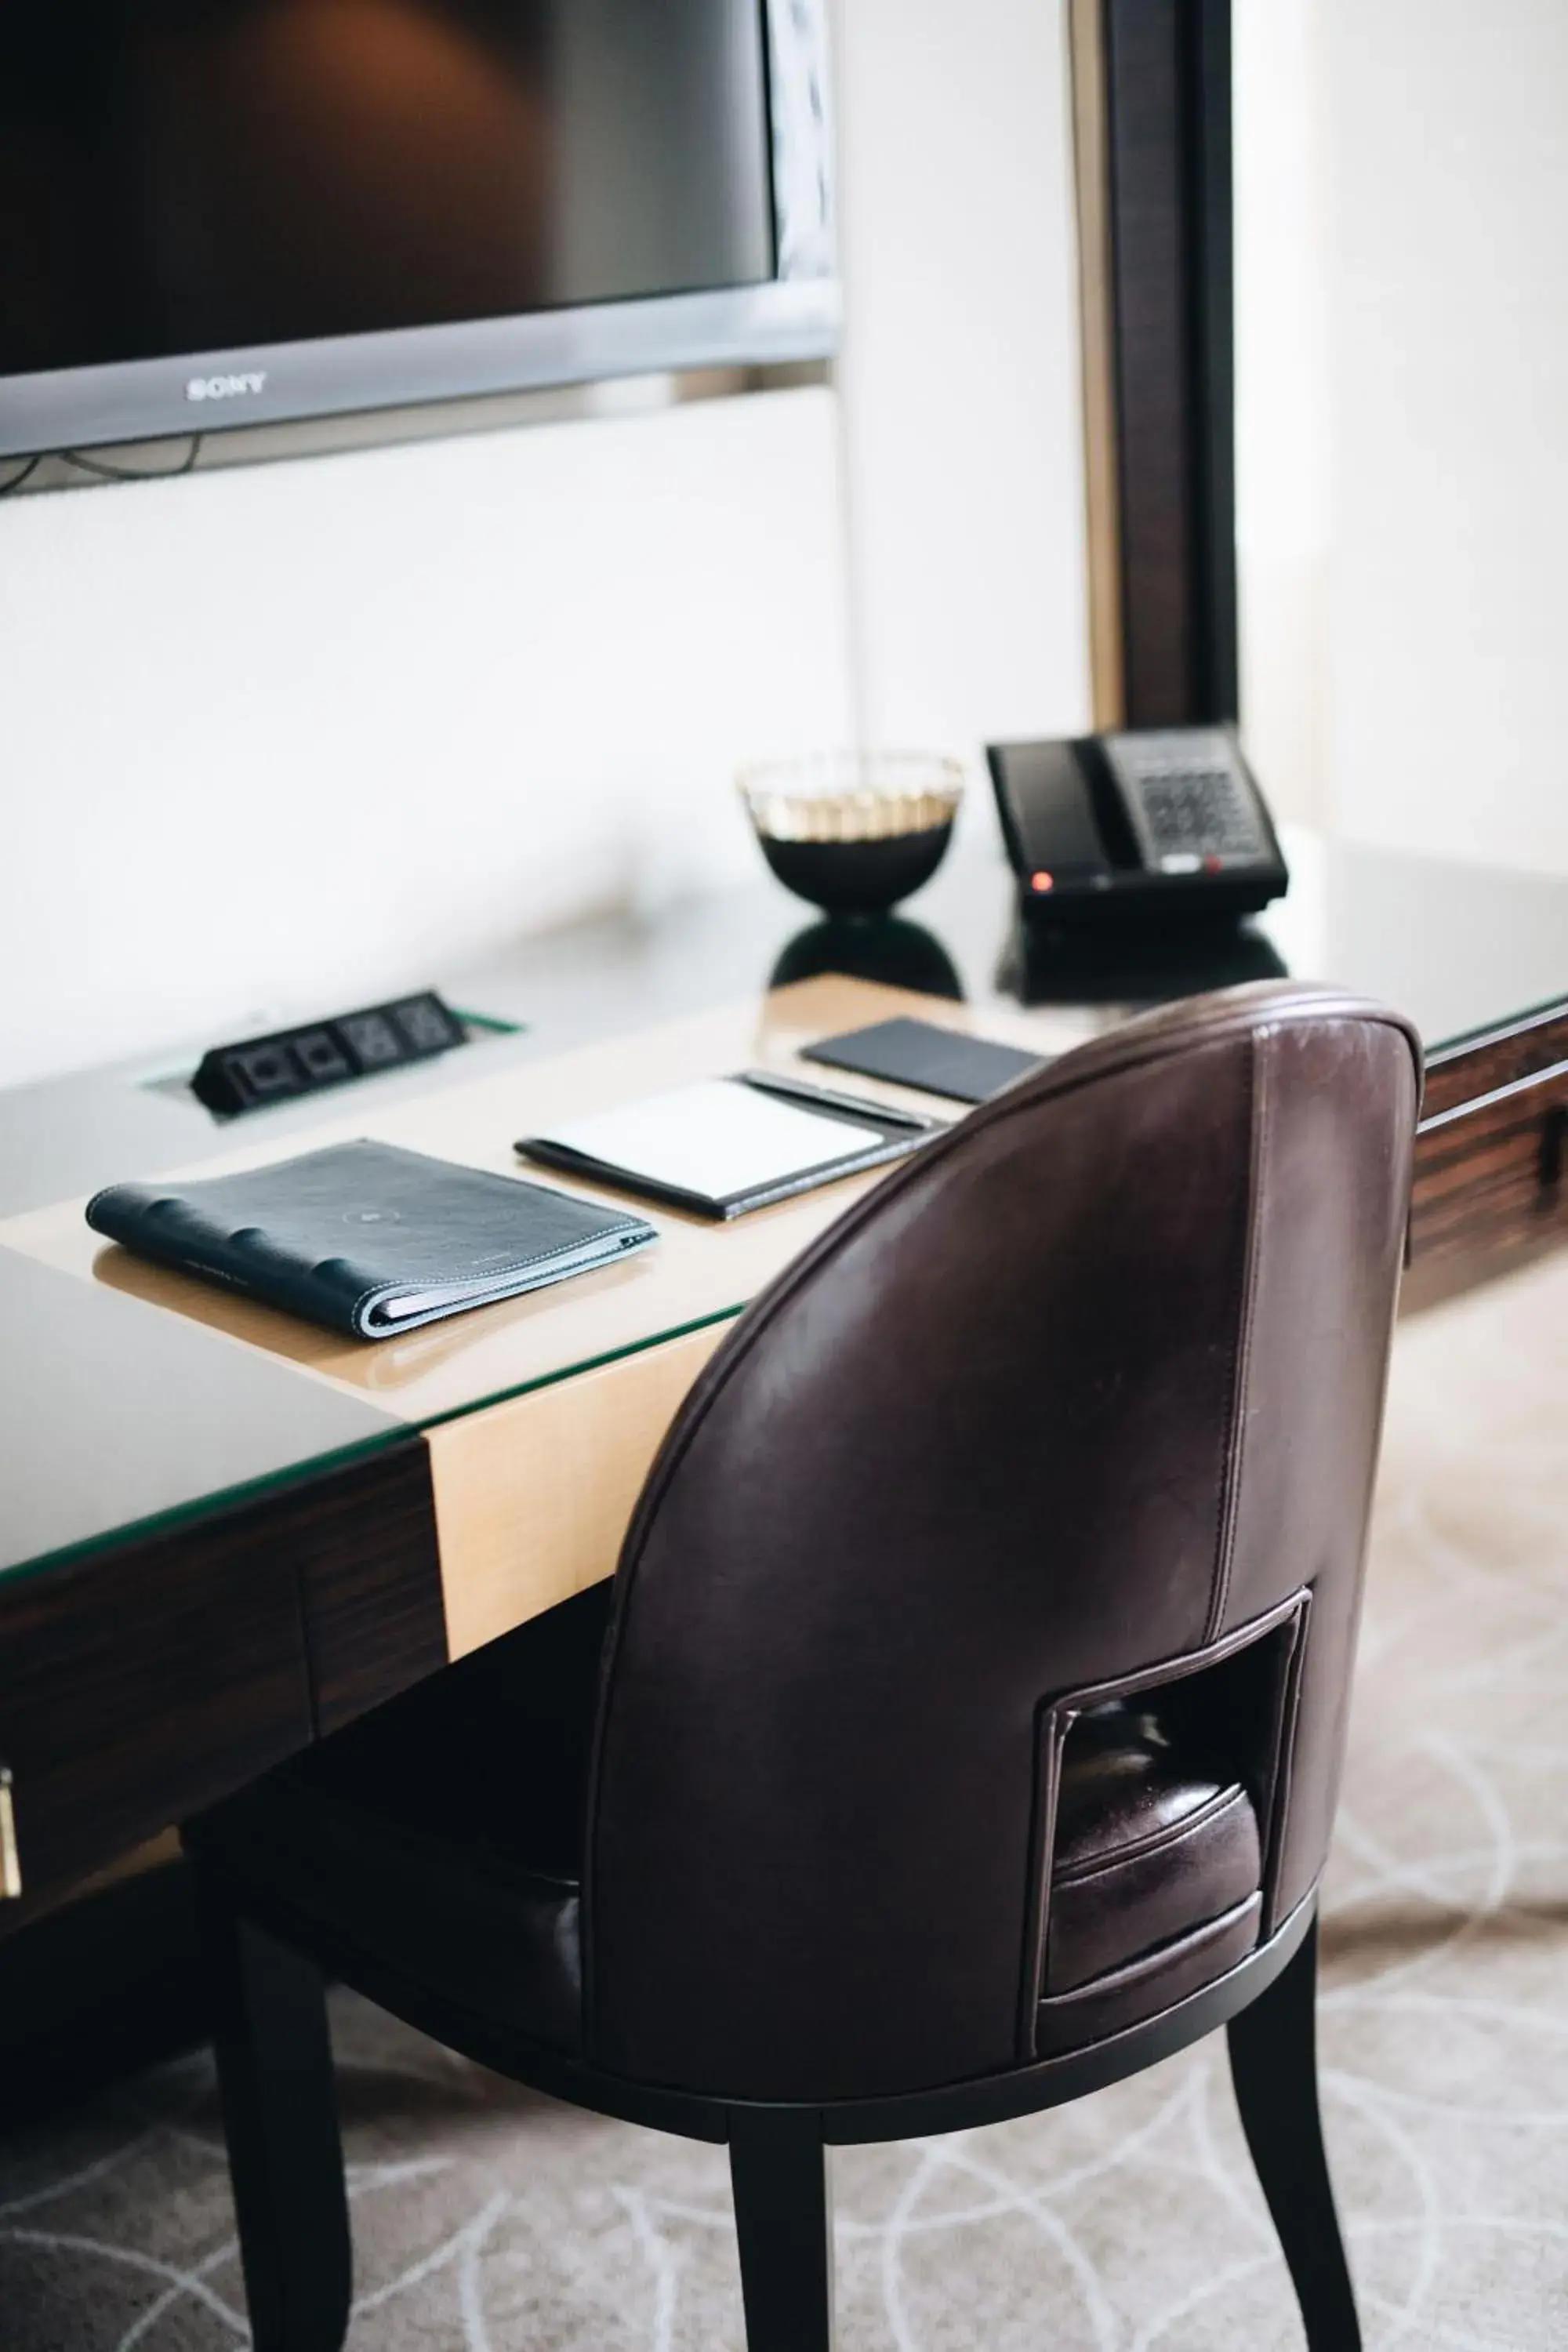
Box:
[195,1869,353,2352]
[728,2107,835,2352]
[1228,1913,1360,2351]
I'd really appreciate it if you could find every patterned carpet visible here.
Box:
[2,1251,1566,2350]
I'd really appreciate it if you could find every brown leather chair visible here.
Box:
[187,979,1421,2352]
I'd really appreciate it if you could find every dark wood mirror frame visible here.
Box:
[1071,0,1237,729]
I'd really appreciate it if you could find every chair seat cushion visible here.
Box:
[1044,1699,1263,1999]
[186,1587,612,2056]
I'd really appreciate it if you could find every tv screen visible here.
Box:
[0,0,837,453]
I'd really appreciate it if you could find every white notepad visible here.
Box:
[535,1080,868,1202]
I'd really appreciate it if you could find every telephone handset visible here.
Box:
[986,727,1289,921]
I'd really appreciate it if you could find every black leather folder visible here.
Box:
[85,1141,657,1338]
[801,1016,1047,1104]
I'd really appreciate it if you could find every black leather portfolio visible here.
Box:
[517,1071,938,1221]
[801,1017,1047,1105]
[85,1141,657,1339]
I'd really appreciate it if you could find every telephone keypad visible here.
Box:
[1102,731,1272,871]
[1138,768,1266,861]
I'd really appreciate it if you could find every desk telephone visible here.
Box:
[987,728,1288,922]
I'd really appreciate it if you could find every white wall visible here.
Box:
[0,390,854,1087]
[1236,0,1568,873]
[0,1,1088,1088]
[1324,0,1568,874]
[1232,0,1330,828]
[832,0,1090,755]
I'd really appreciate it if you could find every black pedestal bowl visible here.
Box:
[739,753,964,918]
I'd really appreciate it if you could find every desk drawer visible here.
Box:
[1422,1004,1568,1122]
[0,1443,441,1913]
[0,1504,313,1911]
[1412,1062,1567,1262]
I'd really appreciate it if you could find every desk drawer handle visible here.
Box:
[0,1769,20,1900]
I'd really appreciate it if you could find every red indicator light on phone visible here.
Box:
[1031,870,1054,892]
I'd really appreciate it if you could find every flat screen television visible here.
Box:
[0,0,837,459]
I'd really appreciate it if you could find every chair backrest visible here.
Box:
[583,982,1421,2100]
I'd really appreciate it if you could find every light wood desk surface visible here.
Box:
[2,972,1056,1424]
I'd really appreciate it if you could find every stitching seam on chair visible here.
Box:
[1051,1783,1249,1886]
[1206,1028,1272,1643]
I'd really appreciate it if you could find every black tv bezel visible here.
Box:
[0,0,840,461]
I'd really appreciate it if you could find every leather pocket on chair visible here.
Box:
[1045,1780,1261,1997]
[1035,1891,1262,2056]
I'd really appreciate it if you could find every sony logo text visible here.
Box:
[185,372,268,404]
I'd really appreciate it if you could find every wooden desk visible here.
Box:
[0,837,1563,1924]
[2,975,1001,1666]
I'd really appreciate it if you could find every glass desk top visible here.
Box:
[1,826,1562,1584]
[445,823,1568,1065]
[0,1247,407,1584]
